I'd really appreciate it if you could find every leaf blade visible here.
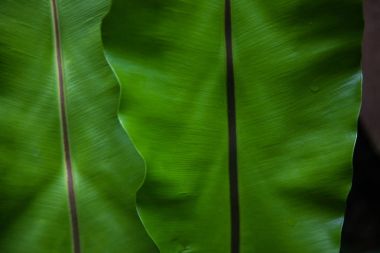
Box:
[0,0,158,252]
[104,0,363,252]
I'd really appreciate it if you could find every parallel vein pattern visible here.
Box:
[50,0,81,252]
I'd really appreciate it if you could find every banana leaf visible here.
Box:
[103,0,363,252]
[0,0,158,252]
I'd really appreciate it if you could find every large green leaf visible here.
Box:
[0,0,158,252]
[103,0,362,252]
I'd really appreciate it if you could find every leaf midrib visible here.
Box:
[224,0,240,253]
[50,0,81,252]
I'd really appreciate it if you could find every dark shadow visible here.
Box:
[341,121,380,253]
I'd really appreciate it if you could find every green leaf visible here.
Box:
[103,0,362,252]
[0,0,158,252]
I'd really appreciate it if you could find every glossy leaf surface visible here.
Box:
[0,0,157,252]
[103,0,363,252]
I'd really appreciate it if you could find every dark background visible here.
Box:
[340,1,380,252]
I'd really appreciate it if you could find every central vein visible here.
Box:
[50,0,81,252]
[224,0,240,252]
[224,0,240,253]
